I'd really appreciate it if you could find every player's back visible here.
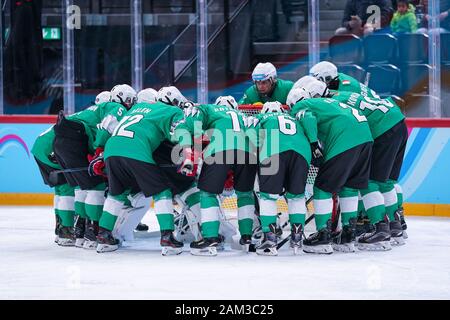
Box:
[291,98,373,160]
[338,72,380,99]
[255,112,311,163]
[105,102,182,164]
[194,104,248,158]
[331,91,405,139]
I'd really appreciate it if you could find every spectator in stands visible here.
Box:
[391,0,418,33]
[416,0,450,33]
[335,0,394,37]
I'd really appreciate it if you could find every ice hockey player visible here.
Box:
[31,91,111,246]
[53,86,133,249]
[175,95,257,256]
[96,86,201,255]
[325,90,408,248]
[239,62,294,105]
[245,101,312,255]
[31,127,76,246]
[286,86,373,254]
[309,61,381,99]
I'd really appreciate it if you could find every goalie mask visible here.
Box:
[286,88,312,109]
[215,95,238,109]
[111,84,137,110]
[157,86,187,107]
[95,91,111,105]
[309,61,339,87]
[137,88,158,104]
[261,101,284,114]
[252,62,277,95]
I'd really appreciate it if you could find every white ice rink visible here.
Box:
[1,206,450,300]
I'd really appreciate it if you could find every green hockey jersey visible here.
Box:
[174,104,249,159]
[246,112,312,163]
[67,101,127,152]
[337,73,380,99]
[31,126,60,169]
[104,102,184,164]
[331,91,405,139]
[290,98,373,161]
[239,79,294,105]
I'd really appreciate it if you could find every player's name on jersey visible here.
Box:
[130,107,152,114]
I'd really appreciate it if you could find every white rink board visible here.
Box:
[1,206,450,300]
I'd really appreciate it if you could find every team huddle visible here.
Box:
[32,60,408,256]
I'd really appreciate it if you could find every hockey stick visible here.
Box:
[248,196,314,252]
[48,167,88,185]
[48,163,179,186]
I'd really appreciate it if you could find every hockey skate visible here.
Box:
[190,237,220,256]
[390,212,405,246]
[239,234,252,252]
[332,218,356,253]
[357,221,392,251]
[83,220,99,250]
[73,215,86,248]
[57,226,75,247]
[54,215,61,243]
[160,230,183,256]
[303,220,333,254]
[355,216,374,239]
[135,222,149,232]
[256,224,278,256]
[397,207,408,239]
[290,223,304,255]
[96,227,120,253]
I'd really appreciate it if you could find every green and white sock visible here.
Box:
[286,192,306,227]
[154,189,174,231]
[360,181,386,224]
[54,183,75,227]
[99,193,128,231]
[379,180,398,221]
[85,183,106,222]
[313,187,333,230]
[259,192,278,233]
[236,190,254,236]
[338,187,359,226]
[200,191,220,238]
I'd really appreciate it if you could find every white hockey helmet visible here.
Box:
[293,75,316,90]
[215,95,238,109]
[157,86,187,107]
[309,61,338,85]
[95,91,111,105]
[252,62,277,84]
[303,78,330,98]
[137,88,158,104]
[110,84,137,109]
[261,101,284,114]
[286,88,312,108]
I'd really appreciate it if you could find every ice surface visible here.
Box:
[1,206,450,299]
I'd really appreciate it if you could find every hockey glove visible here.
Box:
[178,147,199,177]
[222,170,234,197]
[88,147,106,177]
[310,141,324,166]
[88,156,106,177]
[87,147,104,163]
